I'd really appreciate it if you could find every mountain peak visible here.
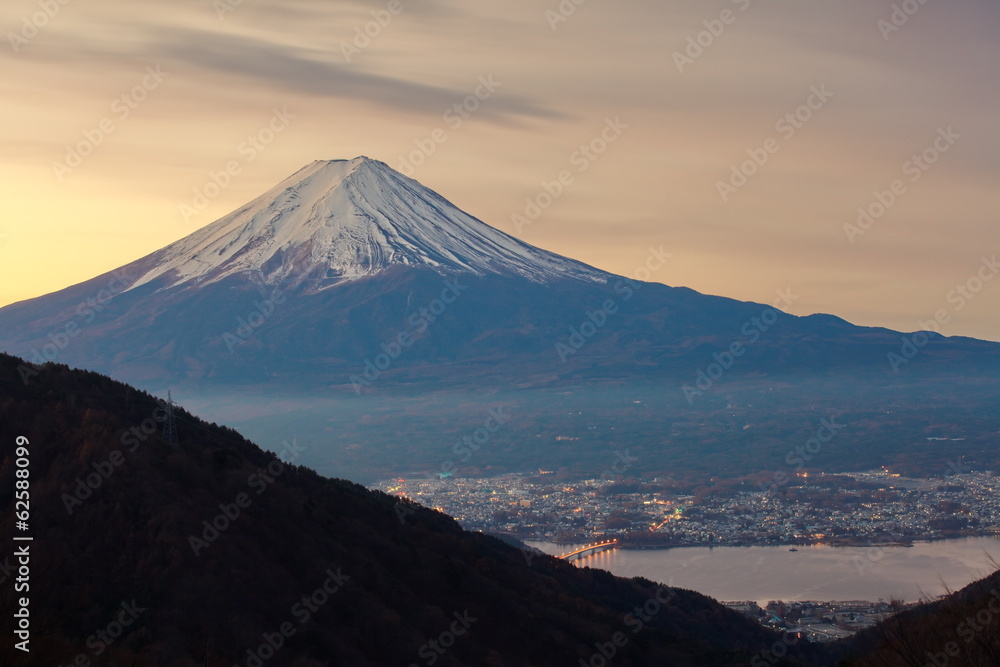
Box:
[128,158,607,292]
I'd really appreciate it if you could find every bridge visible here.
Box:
[559,540,619,562]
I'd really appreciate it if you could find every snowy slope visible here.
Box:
[129,157,608,292]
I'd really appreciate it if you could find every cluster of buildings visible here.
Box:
[723,599,915,642]
[374,470,1000,547]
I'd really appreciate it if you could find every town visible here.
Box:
[722,599,916,643]
[375,470,1000,548]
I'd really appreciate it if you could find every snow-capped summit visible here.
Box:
[129,157,607,292]
[2,154,998,420]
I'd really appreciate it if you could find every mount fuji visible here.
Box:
[0,157,622,389]
[135,157,609,291]
[2,157,998,481]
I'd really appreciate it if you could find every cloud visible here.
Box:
[159,28,565,119]
[4,13,566,124]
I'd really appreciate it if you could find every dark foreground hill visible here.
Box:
[845,565,1000,667]
[0,354,834,666]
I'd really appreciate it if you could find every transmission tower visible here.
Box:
[163,390,179,448]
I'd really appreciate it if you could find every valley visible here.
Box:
[374,470,1000,548]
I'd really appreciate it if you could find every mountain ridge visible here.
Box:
[1,158,999,483]
[0,352,818,666]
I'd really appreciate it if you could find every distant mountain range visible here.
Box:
[1,158,998,482]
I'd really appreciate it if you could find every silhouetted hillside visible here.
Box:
[841,564,1000,666]
[0,354,825,666]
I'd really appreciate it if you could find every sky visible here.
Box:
[1,0,998,340]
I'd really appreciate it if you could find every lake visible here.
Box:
[525,537,1000,605]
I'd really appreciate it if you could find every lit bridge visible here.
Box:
[559,540,619,562]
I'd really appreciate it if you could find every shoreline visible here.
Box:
[529,533,1000,551]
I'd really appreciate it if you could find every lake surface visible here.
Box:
[525,537,1000,605]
